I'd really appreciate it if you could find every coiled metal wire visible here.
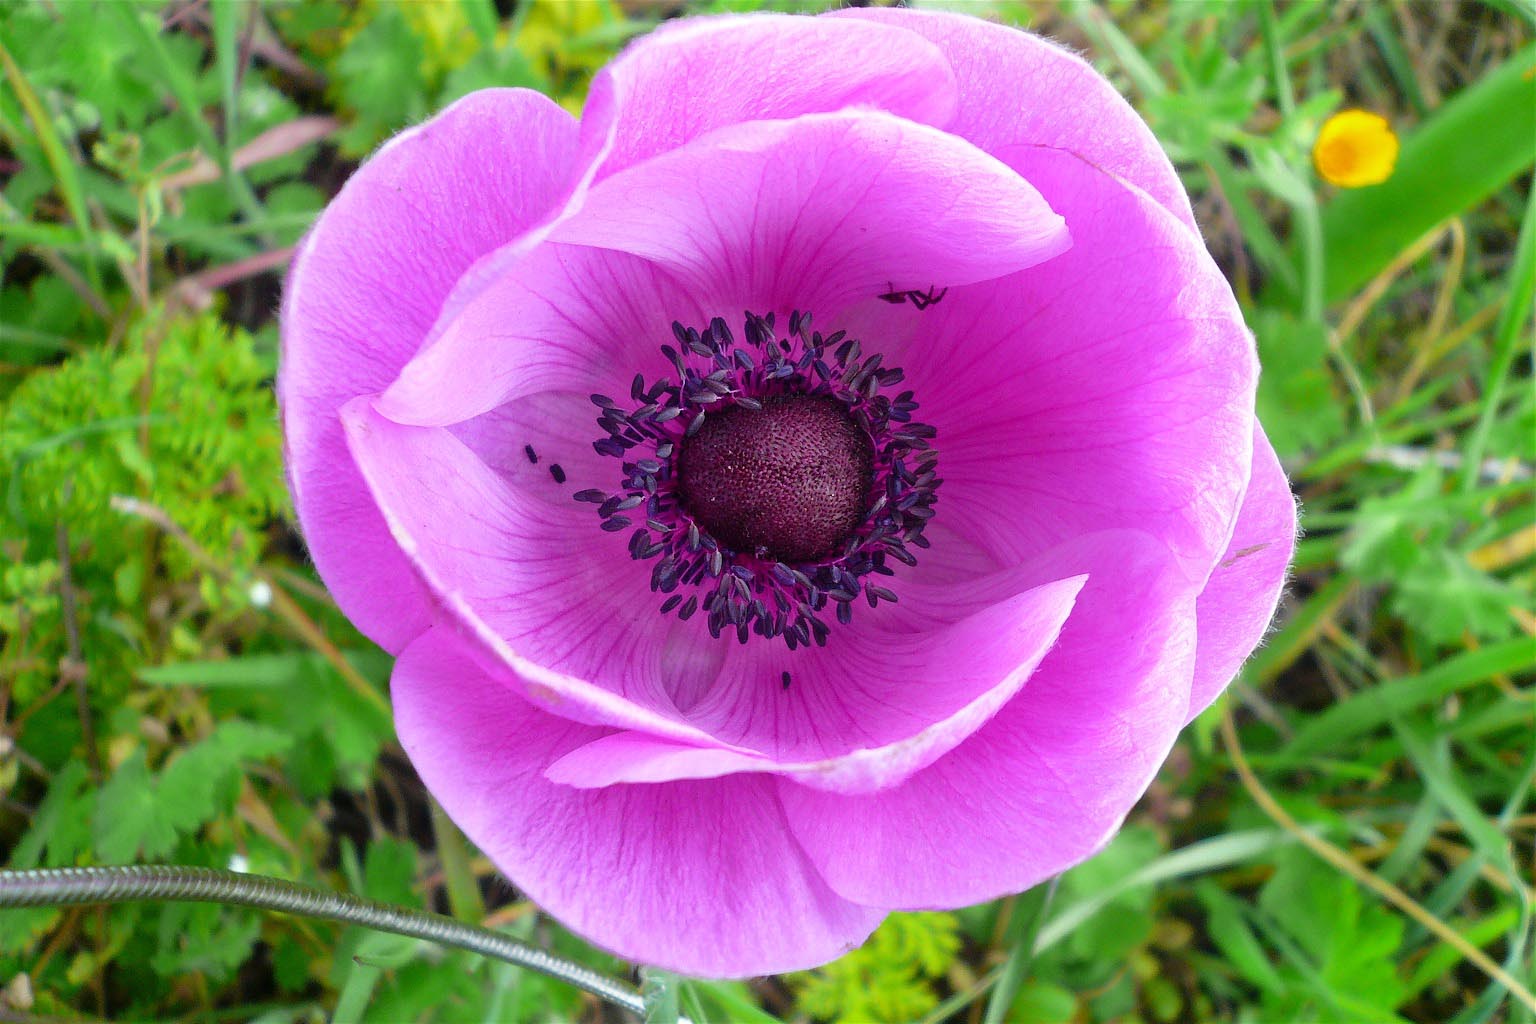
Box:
[0,866,645,1015]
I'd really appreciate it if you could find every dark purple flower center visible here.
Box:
[677,394,873,563]
[576,311,940,648]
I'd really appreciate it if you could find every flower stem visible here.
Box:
[0,866,645,1015]
[982,878,1059,1024]
[429,798,486,924]
[641,967,682,1024]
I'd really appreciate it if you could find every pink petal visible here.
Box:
[1186,423,1297,721]
[393,626,883,977]
[546,734,777,788]
[825,7,1199,235]
[398,13,961,388]
[781,530,1199,909]
[340,398,724,743]
[546,574,1086,795]
[279,89,578,651]
[377,243,706,428]
[548,109,1070,322]
[577,13,958,188]
[853,144,1254,583]
[444,390,610,507]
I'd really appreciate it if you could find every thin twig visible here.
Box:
[52,519,101,781]
[32,247,112,322]
[170,245,294,310]
[187,3,327,88]
[1221,707,1536,1011]
[109,496,391,719]
[159,117,339,192]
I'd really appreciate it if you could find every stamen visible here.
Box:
[580,310,940,648]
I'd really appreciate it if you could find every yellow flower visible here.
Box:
[1312,110,1400,187]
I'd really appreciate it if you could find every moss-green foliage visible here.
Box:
[791,912,962,1024]
[2,309,282,553]
[1,310,284,704]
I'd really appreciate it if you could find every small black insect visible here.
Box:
[523,444,539,464]
[781,671,792,691]
[877,283,948,311]
[549,463,566,484]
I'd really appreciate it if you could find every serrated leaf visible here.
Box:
[93,752,178,862]
[9,759,90,869]
[1259,848,1406,1012]
[1251,308,1347,457]
[362,836,421,909]
[151,902,263,982]
[1390,550,1522,645]
[157,722,292,837]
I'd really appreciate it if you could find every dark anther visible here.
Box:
[580,310,940,650]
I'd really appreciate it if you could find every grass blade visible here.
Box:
[113,4,270,240]
[1284,637,1536,760]
[983,881,1058,1024]
[0,37,101,292]
[1459,183,1536,491]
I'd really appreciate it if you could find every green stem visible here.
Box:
[1458,184,1536,493]
[0,866,644,1015]
[430,798,486,924]
[114,5,273,247]
[1295,190,1327,325]
[1258,0,1295,119]
[982,879,1059,1024]
[642,967,682,1024]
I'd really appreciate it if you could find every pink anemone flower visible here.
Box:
[280,9,1297,977]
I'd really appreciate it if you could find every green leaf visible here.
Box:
[1007,979,1079,1024]
[93,752,178,862]
[151,902,263,982]
[1460,179,1536,491]
[362,837,421,909]
[1038,829,1292,954]
[1258,848,1406,1014]
[9,759,90,869]
[330,5,428,156]
[1057,826,1161,963]
[1390,549,1522,646]
[157,722,292,838]
[137,652,312,687]
[0,37,101,292]
[91,724,290,863]
[1195,881,1286,995]
[1251,308,1348,457]
[983,882,1057,1024]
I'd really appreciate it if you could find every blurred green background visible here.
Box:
[1,1,1532,1022]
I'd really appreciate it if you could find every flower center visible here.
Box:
[677,394,873,563]
[577,311,940,648]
